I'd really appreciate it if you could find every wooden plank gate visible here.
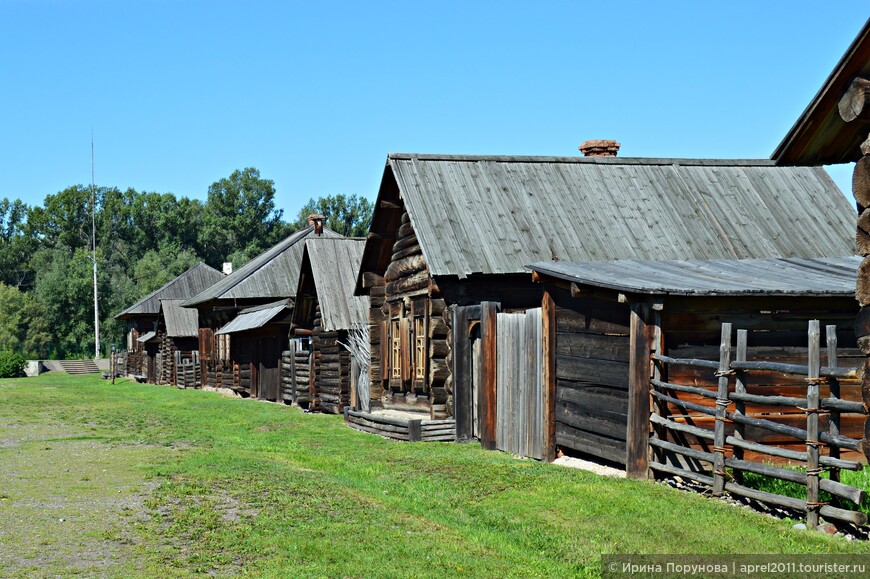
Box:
[495,308,545,460]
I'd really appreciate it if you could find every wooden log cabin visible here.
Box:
[772,18,870,447]
[114,262,224,383]
[291,237,368,413]
[156,299,201,387]
[354,150,856,445]
[529,256,864,474]
[181,219,340,398]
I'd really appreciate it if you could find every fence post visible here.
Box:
[627,303,652,479]
[826,324,841,507]
[712,323,732,496]
[733,330,747,485]
[806,320,821,529]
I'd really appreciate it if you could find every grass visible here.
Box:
[740,466,870,515]
[2,374,870,577]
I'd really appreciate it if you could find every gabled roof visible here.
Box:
[529,256,860,297]
[359,153,855,288]
[773,18,870,166]
[160,299,199,337]
[183,225,341,308]
[115,262,224,320]
[215,300,290,335]
[301,237,368,331]
[137,331,157,343]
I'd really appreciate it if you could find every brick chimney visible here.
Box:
[308,213,325,236]
[579,140,620,157]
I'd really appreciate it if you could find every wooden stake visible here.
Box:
[733,330,747,484]
[627,303,652,479]
[827,325,841,507]
[712,323,732,496]
[480,302,498,451]
[806,320,821,529]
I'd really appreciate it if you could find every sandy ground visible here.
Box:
[551,455,626,478]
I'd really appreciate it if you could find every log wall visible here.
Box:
[312,304,352,414]
[552,290,631,464]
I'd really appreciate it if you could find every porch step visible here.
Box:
[59,360,100,374]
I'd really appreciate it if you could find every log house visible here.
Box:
[354,151,856,442]
[291,237,368,413]
[114,262,224,382]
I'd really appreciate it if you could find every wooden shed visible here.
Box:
[354,152,856,449]
[528,256,863,472]
[156,299,201,387]
[114,262,224,382]
[214,300,294,399]
[182,222,340,397]
[291,237,368,414]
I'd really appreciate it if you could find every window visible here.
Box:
[391,320,401,379]
[414,317,426,380]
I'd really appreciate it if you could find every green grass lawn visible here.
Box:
[1,374,869,577]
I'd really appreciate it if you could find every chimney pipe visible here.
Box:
[308,213,325,236]
[579,140,620,157]
[222,262,233,275]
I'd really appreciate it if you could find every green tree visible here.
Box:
[199,168,288,267]
[0,198,38,289]
[133,245,200,296]
[0,283,51,358]
[293,194,373,237]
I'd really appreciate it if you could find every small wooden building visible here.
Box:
[156,299,201,387]
[354,152,856,445]
[214,300,294,398]
[291,237,368,414]
[182,221,340,397]
[529,256,863,472]
[114,262,224,382]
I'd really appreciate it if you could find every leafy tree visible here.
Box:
[133,245,200,296]
[0,283,51,358]
[0,198,38,289]
[293,194,373,237]
[31,247,114,358]
[27,185,95,251]
[199,168,288,267]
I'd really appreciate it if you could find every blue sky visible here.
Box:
[1,1,866,215]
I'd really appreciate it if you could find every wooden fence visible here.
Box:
[649,320,868,528]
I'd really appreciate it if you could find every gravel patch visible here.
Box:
[552,455,625,478]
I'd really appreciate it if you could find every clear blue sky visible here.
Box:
[1,1,866,215]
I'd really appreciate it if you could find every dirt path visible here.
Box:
[0,417,165,577]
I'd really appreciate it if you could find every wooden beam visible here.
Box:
[480,301,498,451]
[839,77,870,123]
[542,290,557,461]
[452,306,472,442]
[626,303,652,478]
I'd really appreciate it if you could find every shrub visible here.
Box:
[0,350,27,378]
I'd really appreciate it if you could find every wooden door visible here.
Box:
[258,335,281,401]
[495,308,544,459]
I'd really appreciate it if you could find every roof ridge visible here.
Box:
[388,153,777,166]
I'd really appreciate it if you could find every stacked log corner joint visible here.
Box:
[844,78,870,463]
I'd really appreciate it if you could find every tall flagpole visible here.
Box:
[91,133,100,359]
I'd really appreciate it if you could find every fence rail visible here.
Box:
[649,320,868,528]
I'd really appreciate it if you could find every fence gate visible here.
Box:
[496,308,545,459]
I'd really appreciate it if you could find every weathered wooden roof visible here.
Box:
[382,154,854,280]
[528,256,861,297]
[137,331,157,343]
[773,18,870,166]
[115,262,224,319]
[303,238,368,331]
[159,299,199,338]
[215,300,289,335]
[183,225,341,308]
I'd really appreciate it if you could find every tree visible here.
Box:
[0,198,38,289]
[133,245,200,296]
[0,282,51,358]
[293,194,373,237]
[199,168,288,267]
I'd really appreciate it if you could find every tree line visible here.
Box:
[0,168,372,359]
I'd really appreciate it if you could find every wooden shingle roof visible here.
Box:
[303,237,368,331]
[529,256,860,297]
[159,299,199,337]
[183,225,341,308]
[115,262,224,320]
[370,154,854,282]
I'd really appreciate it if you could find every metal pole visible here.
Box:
[92,135,100,360]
